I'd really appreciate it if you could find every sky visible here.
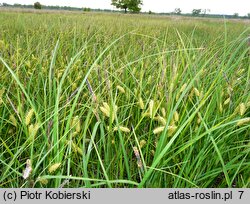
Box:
[2,0,250,15]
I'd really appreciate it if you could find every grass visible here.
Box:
[0,11,249,188]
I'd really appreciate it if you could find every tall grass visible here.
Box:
[0,11,249,188]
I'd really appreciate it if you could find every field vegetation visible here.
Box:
[0,11,249,187]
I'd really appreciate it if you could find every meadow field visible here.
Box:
[0,11,249,188]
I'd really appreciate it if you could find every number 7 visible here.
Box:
[238,191,244,199]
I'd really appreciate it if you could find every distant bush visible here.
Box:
[83,7,91,12]
[233,13,239,18]
[192,9,201,16]
[174,8,181,15]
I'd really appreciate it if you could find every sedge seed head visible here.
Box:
[176,83,187,101]
[72,83,78,91]
[100,106,110,117]
[48,163,61,173]
[142,112,151,118]
[167,125,177,137]
[75,120,81,133]
[71,141,83,156]
[161,108,166,117]
[219,103,223,113]
[154,116,166,126]
[153,126,165,134]
[189,89,194,99]
[246,100,250,108]
[138,97,145,110]
[38,177,48,185]
[169,82,174,93]
[71,131,78,137]
[139,140,147,148]
[110,104,118,123]
[71,116,81,133]
[103,102,110,112]
[224,98,230,105]
[170,119,176,126]
[118,126,130,133]
[149,100,154,118]
[237,118,250,126]
[193,88,200,97]
[9,114,17,127]
[174,111,179,122]
[0,88,5,105]
[180,83,187,93]
[197,118,201,124]
[116,85,125,94]
[28,123,40,138]
[239,103,246,116]
[25,109,34,126]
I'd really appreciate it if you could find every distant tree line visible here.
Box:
[0,2,249,19]
[0,2,83,11]
[164,7,250,19]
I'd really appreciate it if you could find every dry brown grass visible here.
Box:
[0,7,82,14]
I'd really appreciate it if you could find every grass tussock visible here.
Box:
[0,11,249,188]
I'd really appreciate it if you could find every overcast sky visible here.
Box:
[2,0,250,15]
